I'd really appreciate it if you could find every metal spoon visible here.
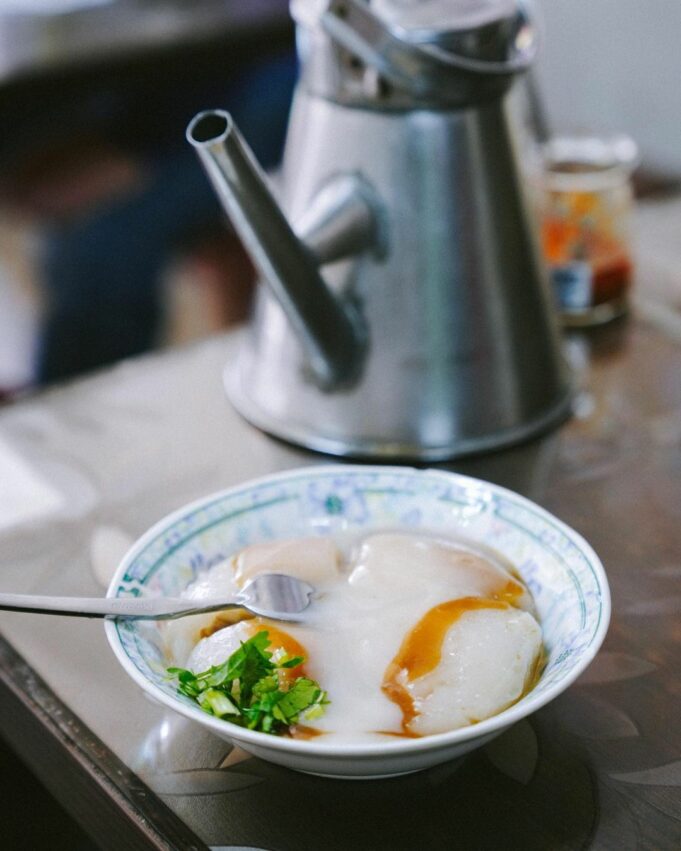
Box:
[0,573,315,623]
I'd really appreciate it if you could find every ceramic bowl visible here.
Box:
[105,465,610,779]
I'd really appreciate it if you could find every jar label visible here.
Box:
[551,262,593,312]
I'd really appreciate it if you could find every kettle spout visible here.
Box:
[187,110,366,389]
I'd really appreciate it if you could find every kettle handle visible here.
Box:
[321,0,538,97]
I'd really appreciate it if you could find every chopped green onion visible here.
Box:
[167,632,329,736]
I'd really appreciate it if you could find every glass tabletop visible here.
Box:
[0,313,679,850]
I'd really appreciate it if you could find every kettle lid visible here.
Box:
[294,0,537,107]
[373,0,519,34]
[372,0,533,64]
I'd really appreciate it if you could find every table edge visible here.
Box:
[0,632,208,851]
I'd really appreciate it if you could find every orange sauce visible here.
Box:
[250,620,308,681]
[494,578,524,605]
[541,215,633,306]
[289,725,326,740]
[524,644,547,694]
[382,597,509,734]
[256,621,306,663]
[376,729,421,740]
[198,616,307,681]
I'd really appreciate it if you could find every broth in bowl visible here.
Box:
[165,531,544,742]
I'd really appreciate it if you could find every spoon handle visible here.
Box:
[0,592,241,621]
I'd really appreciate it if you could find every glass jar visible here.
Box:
[529,135,639,327]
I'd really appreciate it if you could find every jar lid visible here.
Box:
[537,135,639,191]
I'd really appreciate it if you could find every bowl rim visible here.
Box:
[105,464,611,759]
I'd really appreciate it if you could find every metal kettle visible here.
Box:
[187,0,570,461]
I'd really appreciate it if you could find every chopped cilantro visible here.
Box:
[167,631,329,735]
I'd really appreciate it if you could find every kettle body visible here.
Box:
[190,0,571,460]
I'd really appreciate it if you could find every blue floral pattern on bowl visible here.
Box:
[109,466,608,722]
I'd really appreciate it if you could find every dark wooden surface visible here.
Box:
[0,735,96,851]
[0,0,291,88]
[0,637,207,851]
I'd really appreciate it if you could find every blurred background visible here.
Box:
[537,0,681,175]
[0,0,679,400]
[0,0,295,398]
[0,4,679,849]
